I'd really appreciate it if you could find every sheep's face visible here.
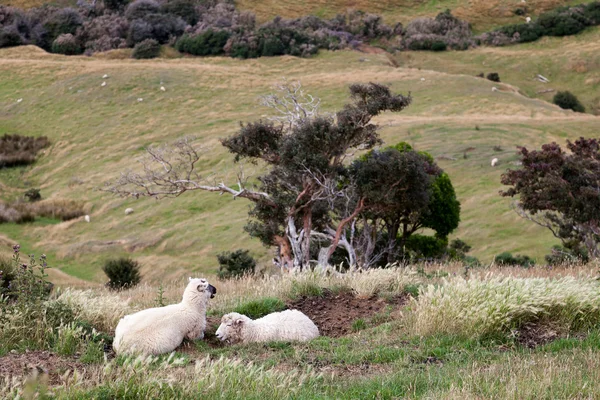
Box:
[183,278,217,304]
[215,312,248,343]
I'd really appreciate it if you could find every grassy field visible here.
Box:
[1,32,599,283]
[2,265,600,398]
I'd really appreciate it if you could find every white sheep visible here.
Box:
[84,215,90,223]
[216,310,319,344]
[125,208,134,215]
[526,17,531,23]
[113,278,216,355]
[491,157,499,167]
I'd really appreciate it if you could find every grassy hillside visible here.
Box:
[399,26,600,114]
[0,36,598,284]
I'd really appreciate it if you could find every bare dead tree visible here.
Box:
[102,136,273,205]
[259,79,322,131]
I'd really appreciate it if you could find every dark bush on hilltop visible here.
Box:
[486,72,500,82]
[553,91,585,113]
[217,249,256,279]
[79,14,129,54]
[161,0,199,25]
[132,37,160,58]
[0,25,24,48]
[127,13,185,45]
[494,252,534,267]
[103,0,131,11]
[103,258,141,290]
[124,0,159,21]
[51,33,82,54]
[176,29,230,55]
[483,2,600,46]
[0,134,50,168]
[43,8,83,45]
[402,10,473,51]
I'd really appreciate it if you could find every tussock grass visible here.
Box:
[410,275,600,338]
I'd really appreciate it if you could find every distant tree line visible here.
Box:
[1,0,599,58]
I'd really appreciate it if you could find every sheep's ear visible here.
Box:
[197,284,203,292]
[235,319,244,325]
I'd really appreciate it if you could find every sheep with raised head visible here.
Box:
[215,310,319,344]
[491,157,499,167]
[113,278,216,355]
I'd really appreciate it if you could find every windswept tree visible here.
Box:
[104,82,413,269]
[501,137,600,259]
[348,142,460,265]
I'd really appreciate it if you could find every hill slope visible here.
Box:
[0,41,597,284]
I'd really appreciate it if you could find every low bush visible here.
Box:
[24,188,42,202]
[486,72,500,82]
[132,38,160,58]
[103,258,142,290]
[176,29,230,56]
[233,297,287,319]
[405,234,448,259]
[0,134,50,168]
[124,0,159,21]
[217,249,256,279]
[43,7,83,46]
[51,33,82,55]
[494,251,534,267]
[553,90,585,113]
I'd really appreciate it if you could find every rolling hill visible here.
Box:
[1,31,598,285]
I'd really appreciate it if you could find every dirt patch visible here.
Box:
[0,351,86,385]
[287,289,409,337]
[514,322,585,348]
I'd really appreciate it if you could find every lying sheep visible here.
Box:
[113,278,216,355]
[216,310,319,344]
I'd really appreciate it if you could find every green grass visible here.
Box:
[232,297,287,319]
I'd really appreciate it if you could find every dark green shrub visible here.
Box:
[51,33,82,55]
[176,30,230,56]
[405,234,447,259]
[124,0,159,20]
[0,26,24,48]
[132,38,160,59]
[217,249,256,279]
[536,9,588,37]
[430,41,447,51]
[486,72,500,82]
[103,258,141,290]
[494,251,534,267]
[103,0,130,10]
[24,188,42,202]
[233,297,286,319]
[584,2,600,24]
[553,91,585,113]
[161,0,199,25]
[43,8,83,45]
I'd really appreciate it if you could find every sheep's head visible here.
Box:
[183,277,217,305]
[215,312,250,343]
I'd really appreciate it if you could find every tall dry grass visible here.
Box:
[410,274,600,338]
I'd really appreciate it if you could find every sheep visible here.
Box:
[84,215,90,223]
[526,16,531,23]
[113,278,217,355]
[491,157,499,167]
[125,208,134,215]
[101,81,107,87]
[216,310,319,344]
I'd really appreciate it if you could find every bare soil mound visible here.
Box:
[0,351,85,385]
[287,289,409,337]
